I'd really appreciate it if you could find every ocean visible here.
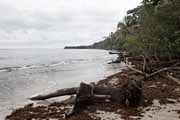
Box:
[0,48,125,119]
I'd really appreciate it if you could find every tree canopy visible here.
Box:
[102,0,180,60]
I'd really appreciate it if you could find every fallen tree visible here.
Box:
[165,73,180,85]
[125,55,180,81]
[127,63,180,76]
[30,80,143,117]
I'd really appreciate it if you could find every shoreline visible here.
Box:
[0,49,121,120]
[6,64,180,120]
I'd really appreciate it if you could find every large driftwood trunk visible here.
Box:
[31,80,143,106]
[30,80,143,117]
[31,86,126,102]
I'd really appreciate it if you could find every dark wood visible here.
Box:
[30,79,143,118]
[30,87,78,100]
[30,80,143,107]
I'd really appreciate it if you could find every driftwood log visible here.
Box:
[30,80,143,117]
[108,51,129,64]
[125,55,180,80]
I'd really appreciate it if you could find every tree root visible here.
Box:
[30,80,143,118]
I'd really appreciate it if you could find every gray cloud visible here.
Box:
[0,0,141,48]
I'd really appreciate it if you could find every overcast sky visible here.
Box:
[0,0,141,48]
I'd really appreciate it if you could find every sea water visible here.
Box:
[0,48,125,119]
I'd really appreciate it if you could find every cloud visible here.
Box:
[0,0,141,48]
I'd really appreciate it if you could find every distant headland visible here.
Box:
[64,45,92,49]
[64,38,120,50]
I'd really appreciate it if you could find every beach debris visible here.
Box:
[141,100,180,120]
[30,80,143,117]
[89,110,123,120]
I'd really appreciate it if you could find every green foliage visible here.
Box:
[95,0,180,59]
[123,36,144,55]
[116,0,180,59]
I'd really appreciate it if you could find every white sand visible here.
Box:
[140,99,180,120]
[89,110,123,120]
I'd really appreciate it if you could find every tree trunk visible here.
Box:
[30,80,143,106]
[30,80,143,118]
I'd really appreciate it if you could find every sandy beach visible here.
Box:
[6,67,180,120]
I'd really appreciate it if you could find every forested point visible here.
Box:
[66,0,180,60]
